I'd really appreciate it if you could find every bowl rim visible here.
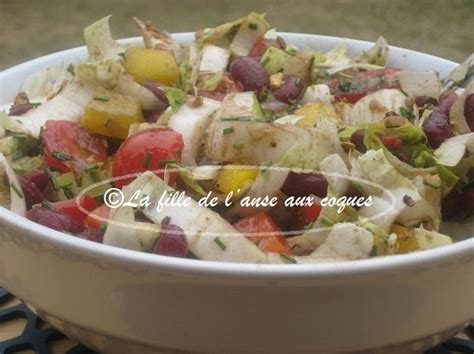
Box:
[0,32,472,279]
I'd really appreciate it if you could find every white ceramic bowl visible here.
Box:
[0,33,473,354]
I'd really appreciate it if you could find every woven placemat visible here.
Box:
[0,287,472,354]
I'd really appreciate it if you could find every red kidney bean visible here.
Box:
[422,108,452,148]
[350,129,367,153]
[441,188,463,220]
[9,103,34,116]
[153,217,188,258]
[437,93,457,116]
[464,93,474,131]
[77,228,104,243]
[141,81,169,104]
[27,207,84,234]
[24,169,49,191]
[229,56,269,93]
[463,185,474,212]
[274,74,305,103]
[281,172,328,198]
[415,96,437,108]
[17,175,44,206]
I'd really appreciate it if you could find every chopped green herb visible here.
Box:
[62,185,75,199]
[221,115,254,121]
[52,150,72,161]
[337,72,353,79]
[303,221,316,230]
[30,102,42,107]
[233,142,245,151]
[248,22,258,30]
[67,63,75,76]
[118,52,126,61]
[423,181,442,189]
[84,163,99,171]
[11,183,24,199]
[223,127,234,135]
[47,169,60,191]
[88,169,100,183]
[399,106,414,119]
[100,222,107,231]
[319,217,334,227]
[93,95,110,102]
[214,237,227,251]
[260,161,272,173]
[280,253,297,264]
[159,159,179,166]
[143,152,153,169]
[261,56,271,66]
[338,79,352,92]
[11,151,24,161]
[41,200,53,210]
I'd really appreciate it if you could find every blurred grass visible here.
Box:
[1,0,473,70]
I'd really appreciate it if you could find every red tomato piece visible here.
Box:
[234,212,293,255]
[41,120,107,173]
[52,195,98,224]
[329,68,401,104]
[112,127,184,188]
[291,195,322,231]
[380,135,403,150]
[83,204,110,229]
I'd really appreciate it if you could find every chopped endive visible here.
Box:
[80,87,144,139]
[0,153,26,215]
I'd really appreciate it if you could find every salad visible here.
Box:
[0,13,473,264]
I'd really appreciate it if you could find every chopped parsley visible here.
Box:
[280,253,297,264]
[214,237,227,251]
[233,142,245,151]
[143,151,153,168]
[41,200,53,210]
[93,95,110,102]
[67,63,75,76]
[11,183,24,199]
[223,127,235,135]
[52,150,72,161]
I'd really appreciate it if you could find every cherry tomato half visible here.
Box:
[234,212,293,255]
[52,195,98,224]
[83,204,110,229]
[291,194,322,231]
[41,120,107,173]
[112,127,184,188]
[380,135,403,150]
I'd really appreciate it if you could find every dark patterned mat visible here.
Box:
[0,287,472,353]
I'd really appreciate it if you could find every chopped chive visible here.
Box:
[260,160,272,173]
[303,221,315,230]
[30,102,42,107]
[118,52,126,60]
[233,142,245,151]
[280,253,297,264]
[320,217,334,227]
[385,125,400,128]
[84,163,99,171]
[248,22,258,30]
[100,222,107,231]
[93,95,110,102]
[221,115,254,121]
[11,183,24,199]
[159,159,179,166]
[337,72,353,79]
[261,56,271,66]
[143,151,153,168]
[11,151,24,161]
[67,63,75,75]
[88,169,100,183]
[52,150,72,161]
[62,186,75,199]
[214,237,227,251]
[41,200,53,210]
[223,127,234,135]
[47,169,60,191]
[423,181,442,189]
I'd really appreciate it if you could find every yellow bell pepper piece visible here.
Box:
[295,102,338,127]
[124,47,179,85]
[80,88,144,139]
[391,224,417,253]
[213,167,258,195]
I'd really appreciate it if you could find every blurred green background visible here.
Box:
[1,0,473,70]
